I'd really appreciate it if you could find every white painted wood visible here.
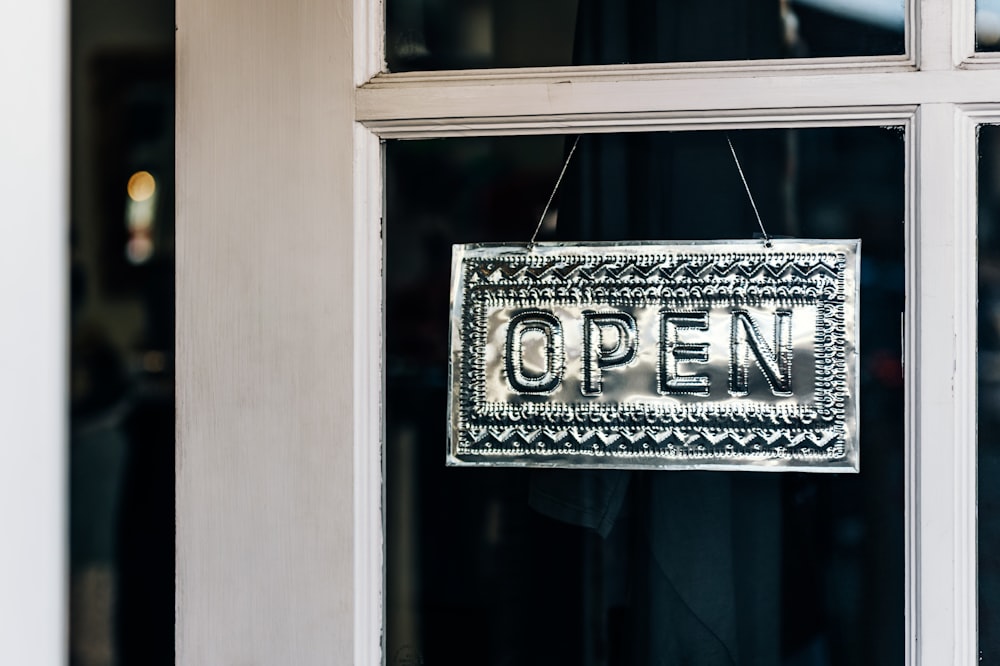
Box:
[175,0,358,662]
[954,0,978,62]
[0,0,68,663]
[961,51,1000,67]
[353,124,384,666]
[353,2,386,664]
[952,106,982,666]
[909,103,972,665]
[917,0,956,69]
[354,0,385,86]
[905,115,919,666]
[364,106,916,139]
[358,68,1000,127]
[367,55,914,84]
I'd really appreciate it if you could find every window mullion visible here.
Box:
[912,102,977,665]
[919,0,957,69]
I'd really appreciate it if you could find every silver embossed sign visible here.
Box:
[447,240,860,472]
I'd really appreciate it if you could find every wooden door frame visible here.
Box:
[177,0,982,662]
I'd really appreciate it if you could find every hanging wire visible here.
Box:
[726,134,772,248]
[528,135,581,250]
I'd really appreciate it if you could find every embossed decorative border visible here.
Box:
[448,240,859,471]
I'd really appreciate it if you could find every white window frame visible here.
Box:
[176,0,985,663]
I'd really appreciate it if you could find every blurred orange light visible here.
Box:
[127,170,156,202]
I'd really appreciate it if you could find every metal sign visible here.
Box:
[447,240,860,472]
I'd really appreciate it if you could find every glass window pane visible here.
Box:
[978,0,1000,51]
[385,127,905,665]
[979,124,1000,658]
[386,0,906,72]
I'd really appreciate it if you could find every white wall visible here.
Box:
[0,0,69,663]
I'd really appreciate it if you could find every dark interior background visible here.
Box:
[386,0,906,71]
[978,124,1000,662]
[69,1,175,664]
[385,127,906,666]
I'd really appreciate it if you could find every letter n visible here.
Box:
[729,309,793,397]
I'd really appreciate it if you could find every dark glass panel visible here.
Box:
[979,124,1000,659]
[387,0,905,72]
[386,126,905,665]
[978,0,1000,51]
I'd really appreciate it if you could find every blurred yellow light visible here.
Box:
[127,171,156,202]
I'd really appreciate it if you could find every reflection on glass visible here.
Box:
[979,0,1000,50]
[979,125,1000,658]
[386,0,906,72]
[386,127,905,665]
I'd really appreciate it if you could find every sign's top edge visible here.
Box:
[454,238,860,254]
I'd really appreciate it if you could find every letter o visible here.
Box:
[504,309,565,394]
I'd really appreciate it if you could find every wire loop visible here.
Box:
[726,134,772,248]
[528,135,581,250]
